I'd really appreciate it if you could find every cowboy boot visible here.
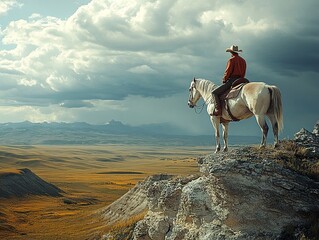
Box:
[212,94,221,116]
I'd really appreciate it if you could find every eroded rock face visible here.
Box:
[133,174,238,240]
[99,174,161,226]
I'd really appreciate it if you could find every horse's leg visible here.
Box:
[221,122,229,152]
[210,116,220,153]
[255,114,269,148]
[267,114,279,148]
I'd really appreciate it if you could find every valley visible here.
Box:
[0,144,209,239]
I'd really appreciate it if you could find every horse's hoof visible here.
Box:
[259,145,266,149]
[274,143,279,149]
[215,148,220,153]
[223,147,228,152]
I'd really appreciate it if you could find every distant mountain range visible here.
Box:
[0,120,260,146]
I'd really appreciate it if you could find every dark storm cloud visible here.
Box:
[250,31,319,75]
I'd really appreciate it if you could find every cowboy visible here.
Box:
[211,45,246,116]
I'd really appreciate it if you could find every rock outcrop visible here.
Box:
[295,120,319,155]
[101,122,319,240]
[0,168,63,198]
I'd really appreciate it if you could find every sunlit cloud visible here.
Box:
[0,0,22,16]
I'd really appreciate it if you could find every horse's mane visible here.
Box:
[196,78,216,93]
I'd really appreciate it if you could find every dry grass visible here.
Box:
[101,211,147,240]
[0,144,209,239]
[236,140,319,180]
[248,140,319,181]
[275,140,310,158]
[274,140,319,180]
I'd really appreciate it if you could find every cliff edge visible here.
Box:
[100,121,319,240]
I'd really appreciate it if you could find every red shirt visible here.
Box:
[223,54,246,82]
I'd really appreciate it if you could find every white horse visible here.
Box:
[188,78,283,152]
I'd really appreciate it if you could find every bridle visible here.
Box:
[188,83,196,108]
[188,81,205,113]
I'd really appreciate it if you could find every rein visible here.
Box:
[194,101,205,114]
[194,95,212,114]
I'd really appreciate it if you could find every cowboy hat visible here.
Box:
[226,45,243,53]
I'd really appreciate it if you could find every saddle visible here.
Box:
[220,78,250,121]
[223,78,250,100]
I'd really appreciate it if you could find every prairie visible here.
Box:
[0,144,209,239]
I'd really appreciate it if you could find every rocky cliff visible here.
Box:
[100,122,319,240]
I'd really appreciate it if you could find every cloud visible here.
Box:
[0,0,22,16]
[17,78,37,87]
[128,65,157,74]
[1,0,223,105]
[0,0,318,136]
[249,32,319,75]
[59,100,94,108]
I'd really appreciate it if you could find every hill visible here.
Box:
[0,121,260,146]
[0,168,63,235]
[0,168,63,198]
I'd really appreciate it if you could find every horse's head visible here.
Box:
[188,78,201,108]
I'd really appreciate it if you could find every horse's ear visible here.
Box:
[193,77,196,82]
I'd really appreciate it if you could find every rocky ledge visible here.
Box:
[100,122,319,240]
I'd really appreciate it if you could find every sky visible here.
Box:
[0,0,318,138]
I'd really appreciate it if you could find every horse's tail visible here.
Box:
[267,85,284,132]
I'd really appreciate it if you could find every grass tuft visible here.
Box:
[102,211,147,240]
[275,140,319,180]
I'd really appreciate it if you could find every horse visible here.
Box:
[188,78,283,152]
